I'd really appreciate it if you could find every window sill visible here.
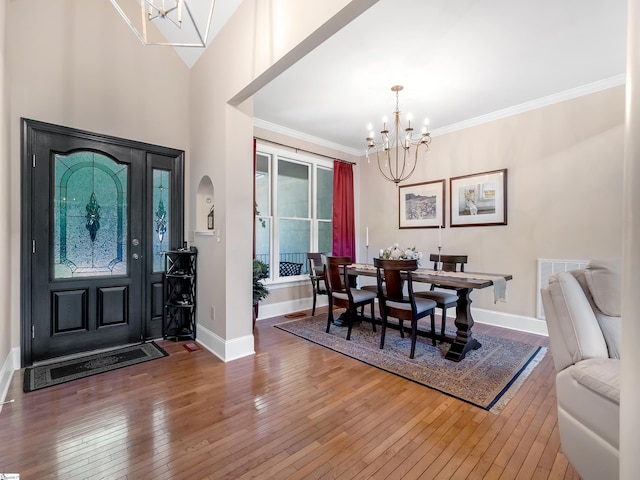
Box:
[265,277,309,290]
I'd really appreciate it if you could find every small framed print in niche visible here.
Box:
[450,169,507,227]
[398,179,445,229]
[207,205,214,230]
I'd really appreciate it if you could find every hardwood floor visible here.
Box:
[0,310,580,479]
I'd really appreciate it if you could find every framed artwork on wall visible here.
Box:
[398,179,445,229]
[450,169,508,227]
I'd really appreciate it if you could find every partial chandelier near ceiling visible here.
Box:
[366,85,431,185]
[110,0,216,47]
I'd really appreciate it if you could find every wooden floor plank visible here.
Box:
[0,309,580,479]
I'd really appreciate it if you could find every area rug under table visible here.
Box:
[23,342,169,392]
[275,315,546,413]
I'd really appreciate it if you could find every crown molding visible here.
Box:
[430,75,626,137]
[255,75,625,151]
[253,118,363,157]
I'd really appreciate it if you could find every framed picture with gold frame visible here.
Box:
[450,169,507,227]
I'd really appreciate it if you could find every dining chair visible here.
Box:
[359,282,382,319]
[324,256,377,340]
[375,258,437,359]
[415,254,468,339]
[307,252,328,316]
[360,268,382,314]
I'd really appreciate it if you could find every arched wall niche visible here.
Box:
[195,175,215,234]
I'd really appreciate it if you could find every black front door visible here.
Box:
[22,120,184,365]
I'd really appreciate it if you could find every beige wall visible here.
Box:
[621,0,640,473]
[1,0,636,469]
[3,0,379,366]
[188,0,377,348]
[0,0,11,380]
[2,0,624,360]
[7,0,191,352]
[252,87,624,325]
[359,86,624,319]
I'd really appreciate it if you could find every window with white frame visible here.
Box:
[255,145,333,282]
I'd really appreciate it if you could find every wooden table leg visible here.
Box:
[445,287,482,362]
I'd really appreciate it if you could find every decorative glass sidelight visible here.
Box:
[54,152,128,278]
[155,199,167,242]
[153,169,171,272]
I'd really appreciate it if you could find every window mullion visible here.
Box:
[255,144,332,281]
[271,154,279,280]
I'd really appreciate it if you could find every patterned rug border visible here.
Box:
[275,315,546,414]
[23,341,169,392]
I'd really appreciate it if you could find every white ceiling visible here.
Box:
[250,0,627,155]
[162,0,627,155]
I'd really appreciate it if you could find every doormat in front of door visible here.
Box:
[23,342,169,392]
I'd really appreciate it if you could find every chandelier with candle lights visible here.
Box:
[110,0,215,47]
[366,85,431,184]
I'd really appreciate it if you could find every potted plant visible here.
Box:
[253,259,269,327]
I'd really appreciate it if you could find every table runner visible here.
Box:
[351,265,508,303]
[417,270,508,303]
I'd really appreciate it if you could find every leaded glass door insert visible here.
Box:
[54,152,128,278]
[153,169,171,272]
[23,119,185,365]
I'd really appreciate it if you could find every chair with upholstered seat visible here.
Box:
[375,258,437,358]
[324,256,377,340]
[541,260,620,480]
[360,269,382,315]
[415,254,467,339]
[307,252,328,316]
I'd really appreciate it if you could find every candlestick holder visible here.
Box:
[366,245,369,266]
[436,245,443,274]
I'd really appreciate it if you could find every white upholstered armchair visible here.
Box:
[540,260,620,480]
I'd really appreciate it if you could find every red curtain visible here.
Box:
[332,160,355,259]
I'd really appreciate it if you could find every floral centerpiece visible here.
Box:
[379,244,423,264]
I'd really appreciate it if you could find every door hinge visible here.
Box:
[32,240,36,254]
[32,154,36,168]
[32,325,35,339]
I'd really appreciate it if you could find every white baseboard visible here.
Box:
[196,323,255,362]
[0,347,20,411]
[471,307,549,336]
[258,296,548,337]
[257,296,329,320]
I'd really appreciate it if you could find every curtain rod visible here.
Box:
[254,137,357,165]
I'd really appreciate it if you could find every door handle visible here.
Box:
[133,253,141,260]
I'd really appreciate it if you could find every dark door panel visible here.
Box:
[22,119,184,365]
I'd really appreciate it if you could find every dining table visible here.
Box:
[348,264,513,362]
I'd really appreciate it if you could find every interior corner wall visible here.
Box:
[621,0,640,474]
[0,0,13,394]
[359,86,625,320]
[188,0,377,356]
[7,1,191,353]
